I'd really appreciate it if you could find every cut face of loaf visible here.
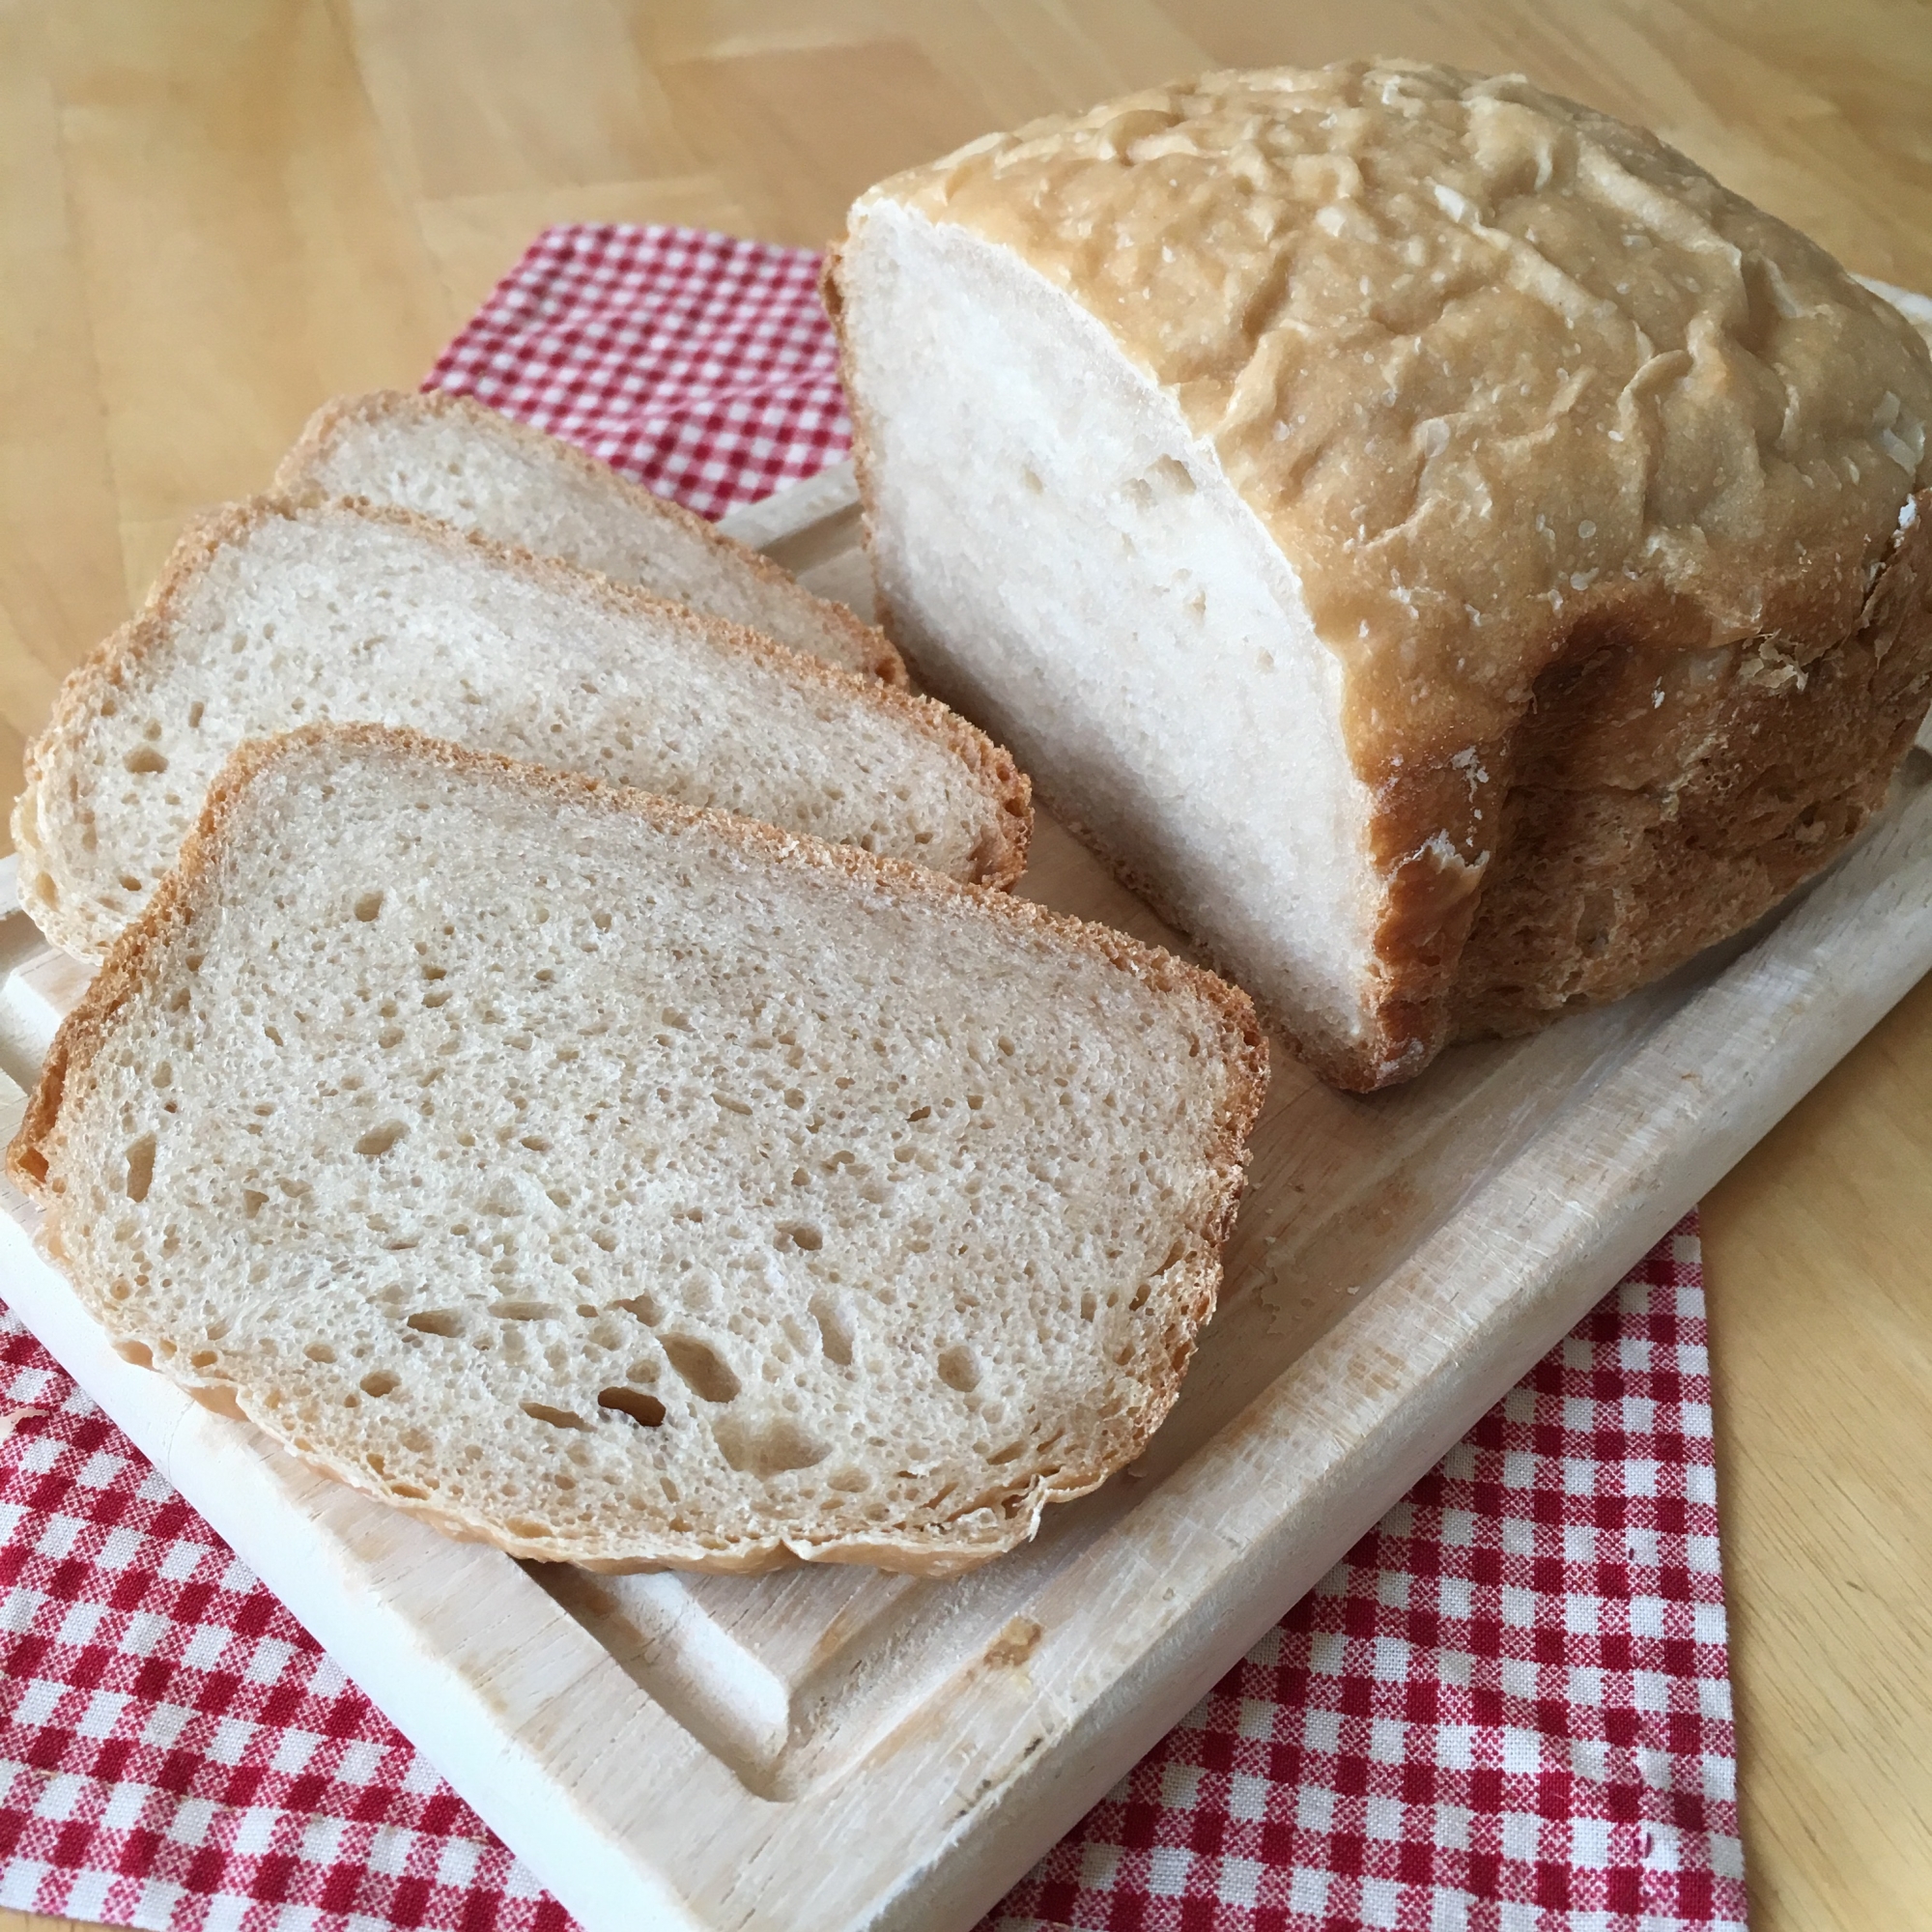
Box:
[14,497,1029,960]
[274,388,902,683]
[831,62,1932,1088]
[836,204,1382,1078]
[11,726,1267,1575]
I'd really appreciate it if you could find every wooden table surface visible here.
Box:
[1,5,1927,1929]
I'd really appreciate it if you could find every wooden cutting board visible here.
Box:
[0,464,1929,1932]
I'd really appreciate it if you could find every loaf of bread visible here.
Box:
[828,59,1932,1089]
[10,725,1266,1575]
[273,388,902,682]
[14,497,1029,960]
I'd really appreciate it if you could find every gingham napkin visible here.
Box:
[0,224,1746,1932]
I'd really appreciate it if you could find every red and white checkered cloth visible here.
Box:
[986,1220,1741,1932]
[0,225,1746,1932]
[426,225,851,520]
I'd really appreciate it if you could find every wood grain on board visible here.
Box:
[0,4,1928,1929]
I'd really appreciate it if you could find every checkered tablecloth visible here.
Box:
[0,224,1746,1932]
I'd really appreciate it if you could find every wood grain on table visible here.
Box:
[1,5,1927,1930]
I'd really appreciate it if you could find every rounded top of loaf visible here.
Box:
[854,59,1932,775]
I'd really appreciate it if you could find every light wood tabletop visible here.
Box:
[1,5,1928,1930]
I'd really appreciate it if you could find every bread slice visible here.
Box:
[14,497,1029,961]
[274,389,901,682]
[829,61,1932,1088]
[10,725,1267,1576]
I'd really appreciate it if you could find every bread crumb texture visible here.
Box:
[870,59,1932,778]
[17,727,1264,1575]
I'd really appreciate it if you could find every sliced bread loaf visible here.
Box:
[274,389,901,682]
[829,61,1932,1088]
[11,725,1268,1575]
[14,497,1029,960]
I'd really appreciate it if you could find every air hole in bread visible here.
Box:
[778,1222,823,1252]
[662,1334,740,1404]
[610,1293,661,1325]
[123,1135,156,1203]
[598,1386,667,1429]
[354,891,384,922]
[1020,466,1044,496]
[1148,454,1195,497]
[354,1121,407,1158]
[123,745,167,775]
[522,1401,591,1431]
[714,1411,829,1477]
[359,1370,398,1398]
[406,1309,464,1338]
[305,1343,336,1363]
[809,1293,853,1366]
[937,1344,981,1393]
[190,1350,217,1369]
[113,1339,153,1368]
[490,1300,559,1322]
[185,700,203,728]
[119,874,142,895]
[987,1440,1026,1464]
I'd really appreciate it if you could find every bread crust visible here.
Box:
[1449,489,1932,1038]
[274,386,907,685]
[13,494,1031,961]
[10,723,1267,1576]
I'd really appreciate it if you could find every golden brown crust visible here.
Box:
[1284,486,1932,1081]
[274,387,907,685]
[14,494,1031,961]
[11,722,1266,1574]
[1449,490,1932,1038]
[868,62,1932,780]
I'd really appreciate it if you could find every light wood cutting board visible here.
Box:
[0,463,1928,1931]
